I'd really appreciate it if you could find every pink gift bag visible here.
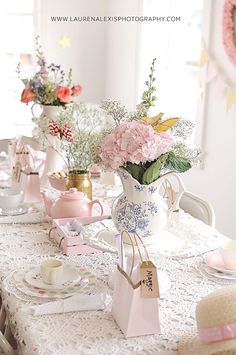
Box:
[112,232,160,338]
[19,170,41,203]
[12,145,35,185]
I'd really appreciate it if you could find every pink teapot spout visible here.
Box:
[41,191,54,217]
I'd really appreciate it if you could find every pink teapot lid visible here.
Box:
[61,188,86,200]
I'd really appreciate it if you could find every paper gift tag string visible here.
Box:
[120,230,135,278]
[132,233,150,265]
[119,231,159,298]
[132,233,160,298]
[120,231,151,278]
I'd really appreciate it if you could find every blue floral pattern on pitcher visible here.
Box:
[112,168,185,241]
[114,196,158,235]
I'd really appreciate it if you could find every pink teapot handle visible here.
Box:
[89,199,104,216]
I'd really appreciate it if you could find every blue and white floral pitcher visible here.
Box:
[112,168,185,244]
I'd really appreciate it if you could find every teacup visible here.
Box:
[0,188,23,211]
[219,239,236,270]
[40,259,64,285]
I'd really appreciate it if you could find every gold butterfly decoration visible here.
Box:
[140,113,179,132]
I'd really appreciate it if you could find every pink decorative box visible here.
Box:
[49,216,108,255]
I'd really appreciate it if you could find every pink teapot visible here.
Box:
[41,188,104,219]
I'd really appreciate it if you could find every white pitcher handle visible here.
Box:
[31,103,41,117]
[156,172,185,215]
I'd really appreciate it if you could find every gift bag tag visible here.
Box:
[140,261,160,299]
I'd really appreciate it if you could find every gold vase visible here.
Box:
[66,171,92,199]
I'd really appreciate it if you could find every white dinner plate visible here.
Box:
[200,263,236,281]
[204,250,236,275]
[25,264,81,291]
[0,206,28,216]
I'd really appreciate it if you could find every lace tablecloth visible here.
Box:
[0,180,230,355]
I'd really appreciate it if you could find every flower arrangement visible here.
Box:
[100,59,200,184]
[19,36,82,105]
[33,103,104,172]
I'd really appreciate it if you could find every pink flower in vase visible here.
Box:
[71,84,82,96]
[100,120,173,170]
[21,87,36,103]
[56,86,73,103]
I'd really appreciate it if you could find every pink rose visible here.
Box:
[21,87,36,103]
[56,86,73,103]
[71,84,82,96]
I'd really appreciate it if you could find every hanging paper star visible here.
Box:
[199,49,209,67]
[226,87,236,111]
[206,63,218,83]
[59,35,71,48]
[215,76,227,96]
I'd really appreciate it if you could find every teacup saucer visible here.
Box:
[204,250,236,274]
[0,206,28,216]
[199,263,236,281]
[25,264,81,291]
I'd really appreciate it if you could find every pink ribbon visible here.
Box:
[199,323,236,343]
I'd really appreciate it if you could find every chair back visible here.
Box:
[179,191,215,227]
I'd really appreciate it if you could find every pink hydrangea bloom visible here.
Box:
[100,120,173,170]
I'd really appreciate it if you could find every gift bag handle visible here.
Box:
[120,231,151,278]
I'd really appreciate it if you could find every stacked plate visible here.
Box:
[0,188,28,216]
[0,206,28,216]
[202,250,236,281]
[12,264,96,299]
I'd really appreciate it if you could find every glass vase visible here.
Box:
[66,171,92,200]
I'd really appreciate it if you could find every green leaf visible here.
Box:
[124,163,145,183]
[165,152,191,173]
[22,79,29,86]
[142,153,169,185]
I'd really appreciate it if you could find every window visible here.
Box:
[0,0,38,138]
[138,0,203,129]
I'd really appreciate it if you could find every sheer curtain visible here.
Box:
[137,0,203,125]
[0,0,38,139]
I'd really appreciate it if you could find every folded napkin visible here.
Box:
[27,293,111,316]
[82,220,118,253]
[0,171,10,181]
[0,210,47,224]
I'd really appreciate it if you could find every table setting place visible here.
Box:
[0,133,235,355]
[0,56,236,355]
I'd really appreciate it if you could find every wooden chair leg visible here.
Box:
[0,308,6,333]
[0,331,15,355]
[4,321,16,350]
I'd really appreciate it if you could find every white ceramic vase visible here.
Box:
[112,168,185,246]
[33,105,65,188]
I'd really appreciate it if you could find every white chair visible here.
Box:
[161,177,215,228]
[0,301,16,354]
[179,191,215,228]
[0,140,12,154]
